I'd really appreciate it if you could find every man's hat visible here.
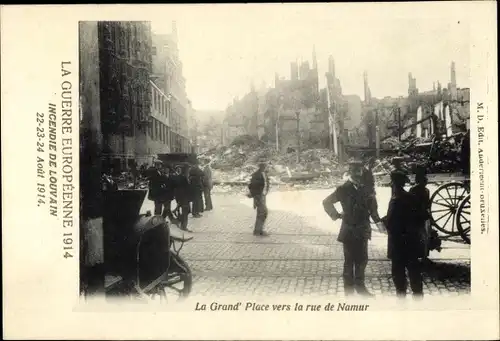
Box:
[414,166,427,181]
[414,165,427,176]
[390,170,408,186]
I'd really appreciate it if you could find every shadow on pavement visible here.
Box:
[422,259,471,283]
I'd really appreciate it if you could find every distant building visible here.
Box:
[186,100,198,153]
[194,110,226,153]
[222,46,325,150]
[151,21,191,153]
[147,80,172,161]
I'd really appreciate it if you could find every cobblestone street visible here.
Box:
[141,187,471,298]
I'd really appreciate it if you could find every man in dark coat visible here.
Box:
[146,160,167,216]
[386,170,424,298]
[159,165,178,225]
[248,162,270,236]
[323,160,384,296]
[202,161,214,211]
[408,166,431,259]
[189,163,205,218]
[173,164,192,232]
[461,129,470,176]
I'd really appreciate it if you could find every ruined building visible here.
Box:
[358,61,470,148]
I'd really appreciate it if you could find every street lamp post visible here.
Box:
[397,107,402,142]
[375,107,380,159]
[275,119,279,152]
[296,110,300,164]
[276,95,284,152]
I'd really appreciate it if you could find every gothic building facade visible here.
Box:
[98,21,153,171]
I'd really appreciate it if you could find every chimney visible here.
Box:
[328,56,335,79]
[363,71,371,104]
[290,62,298,81]
[450,61,457,100]
[312,45,318,70]
[451,61,456,86]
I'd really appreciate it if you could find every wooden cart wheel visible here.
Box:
[429,182,468,235]
[149,253,192,303]
[456,193,471,244]
[166,252,193,298]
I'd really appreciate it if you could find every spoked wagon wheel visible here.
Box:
[456,193,471,244]
[166,252,193,298]
[429,182,468,235]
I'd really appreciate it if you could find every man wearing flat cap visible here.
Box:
[248,161,271,236]
[323,160,384,296]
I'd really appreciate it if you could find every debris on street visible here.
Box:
[107,131,468,194]
[198,135,346,192]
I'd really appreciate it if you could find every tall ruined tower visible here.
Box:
[408,72,418,97]
[451,61,456,85]
[312,45,318,71]
[363,71,371,104]
[311,45,319,96]
[328,55,335,79]
[450,61,457,100]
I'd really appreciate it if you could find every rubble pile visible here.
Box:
[198,135,345,192]
[379,133,467,174]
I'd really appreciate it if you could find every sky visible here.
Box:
[151,3,471,112]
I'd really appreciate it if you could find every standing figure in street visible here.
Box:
[202,161,214,211]
[409,167,432,260]
[248,162,270,237]
[146,160,167,216]
[323,160,384,297]
[159,165,179,225]
[461,129,470,176]
[386,170,424,299]
[189,162,205,218]
[173,165,193,232]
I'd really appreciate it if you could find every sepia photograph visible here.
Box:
[79,13,471,303]
[2,2,497,340]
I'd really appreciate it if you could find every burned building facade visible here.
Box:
[224,47,327,151]
[97,21,153,171]
[358,61,470,149]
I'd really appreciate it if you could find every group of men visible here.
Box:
[144,153,431,298]
[322,157,431,299]
[146,159,214,232]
